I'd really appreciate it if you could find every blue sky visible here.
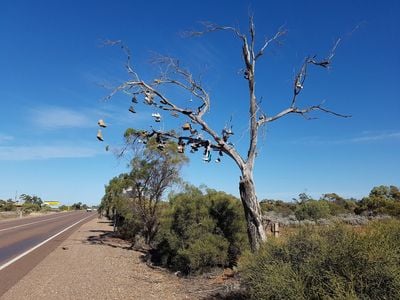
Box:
[0,0,399,205]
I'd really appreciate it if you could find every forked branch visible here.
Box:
[257,37,349,127]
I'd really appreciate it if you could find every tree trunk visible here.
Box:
[239,172,266,251]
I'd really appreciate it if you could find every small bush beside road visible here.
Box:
[152,186,248,274]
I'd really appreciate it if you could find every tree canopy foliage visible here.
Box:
[99,138,187,244]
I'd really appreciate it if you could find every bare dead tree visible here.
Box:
[100,16,350,251]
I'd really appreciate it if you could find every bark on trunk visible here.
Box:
[239,172,266,251]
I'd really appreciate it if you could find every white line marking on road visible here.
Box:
[0,214,73,233]
[0,214,94,271]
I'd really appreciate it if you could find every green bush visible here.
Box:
[294,199,331,221]
[173,233,229,274]
[40,205,53,212]
[0,199,16,211]
[357,195,400,217]
[260,200,296,217]
[153,186,248,274]
[207,189,249,264]
[240,220,400,299]
[22,202,41,213]
[355,185,400,217]
[117,214,143,242]
[58,205,70,211]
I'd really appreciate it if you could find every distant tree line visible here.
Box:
[0,194,91,213]
[260,185,400,221]
[0,193,44,213]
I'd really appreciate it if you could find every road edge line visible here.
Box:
[0,213,78,233]
[0,214,94,271]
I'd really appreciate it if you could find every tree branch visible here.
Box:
[290,37,342,107]
[185,21,247,43]
[255,26,287,60]
[258,102,351,125]
[254,37,349,127]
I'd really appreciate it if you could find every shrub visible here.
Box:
[240,220,400,299]
[362,196,400,217]
[40,205,53,212]
[22,202,41,213]
[260,200,296,217]
[117,214,143,243]
[0,200,16,211]
[294,200,331,221]
[207,189,249,264]
[153,186,248,274]
[58,205,70,211]
[173,233,229,274]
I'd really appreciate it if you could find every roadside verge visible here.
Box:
[2,217,190,300]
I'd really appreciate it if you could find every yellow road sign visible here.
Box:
[44,201,60,206]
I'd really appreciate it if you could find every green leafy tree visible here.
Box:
[125,138,187,244]
[20,194,43,208]
[100,138,187,245]
[19,194,42,212]
[320,193,357,214]
[99,174,129,219]
[71,202,83,210]
[370,185,400,201]
[389,185,400,201]
[357,185,400,216]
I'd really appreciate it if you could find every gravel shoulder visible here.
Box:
[2,217,195,300]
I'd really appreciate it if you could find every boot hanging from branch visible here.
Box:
[202,141,212,163]
[222,126,234,142]
[151,112,161,122]
[177,144,185,153]
[203,150,211,162]
[190,128,198,136]
[177,139,185,153]
[131,96,138,103]
[295,80,303,91]
[190,142,199,153]
[156,133,167,145]
[97,119,107,128]
[129,106,136,113]
[244,69,250,80]
[97,129,104,141]
[182,122,191,131]
[294,71,305,95]
[144,90,154,105]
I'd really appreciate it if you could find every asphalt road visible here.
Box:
[0,211,96,297]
